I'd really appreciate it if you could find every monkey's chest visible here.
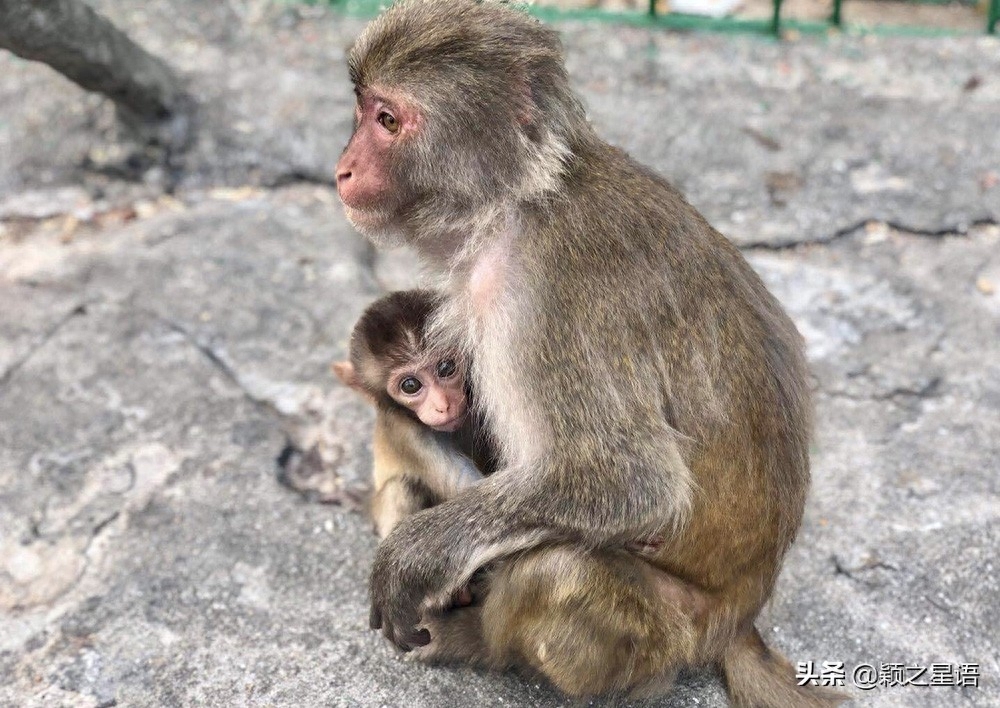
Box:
[469,298,549,469]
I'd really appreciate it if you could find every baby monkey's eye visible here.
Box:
[436,359,457,378]
[400,376,422,395]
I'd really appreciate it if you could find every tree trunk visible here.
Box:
[0,0,192,146]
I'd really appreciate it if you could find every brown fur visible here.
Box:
[722,629,849,708]
[339,2,844,705]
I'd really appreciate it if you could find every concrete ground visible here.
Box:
[1,2,998,706]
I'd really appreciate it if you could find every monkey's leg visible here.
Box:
[488,546,705,697]
[413,545,707,698]
[413,546,845,706]
[371,476,437,539]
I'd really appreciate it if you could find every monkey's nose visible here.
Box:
[336,168,352,186]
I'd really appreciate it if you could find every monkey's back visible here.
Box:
[521,141,811,617]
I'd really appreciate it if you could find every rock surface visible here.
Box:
[0,2,998,707]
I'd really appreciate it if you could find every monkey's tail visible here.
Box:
[720,628,848,708]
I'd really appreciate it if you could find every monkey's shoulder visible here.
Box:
[528,150,723,265]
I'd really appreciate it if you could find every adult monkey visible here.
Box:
[336,1,841,705]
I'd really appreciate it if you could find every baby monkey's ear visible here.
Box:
[331,361,377,405]
[331,360,356,386]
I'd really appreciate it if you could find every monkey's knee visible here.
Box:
[482,547,700,696]
[370,476,436,538]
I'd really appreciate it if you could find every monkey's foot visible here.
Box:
[409,605,490,666]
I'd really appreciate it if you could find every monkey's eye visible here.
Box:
[377,111,400,134]
[399,376,422,395]
[436,359,457,379]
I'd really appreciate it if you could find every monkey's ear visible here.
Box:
[332,360,357,386]
[332,361,376,404]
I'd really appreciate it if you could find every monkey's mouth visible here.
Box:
[430,409,468,433]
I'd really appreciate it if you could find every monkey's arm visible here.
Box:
[370,406,484,537]
[369,428,691,649]
[375,407,484,496]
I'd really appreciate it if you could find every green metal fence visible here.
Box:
[755,0,1000,36]
[322,0,1000,36]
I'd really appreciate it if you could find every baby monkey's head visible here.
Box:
[334,290,469,433]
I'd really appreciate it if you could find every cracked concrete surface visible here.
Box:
[1,2,998,707]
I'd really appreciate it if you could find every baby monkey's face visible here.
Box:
[386,354,468,433]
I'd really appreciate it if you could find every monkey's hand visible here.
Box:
[369,508,459,651]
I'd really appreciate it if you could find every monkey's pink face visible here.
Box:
[387,356,469,433]
[336,89,420,231]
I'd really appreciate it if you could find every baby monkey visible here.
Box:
[333,290,492,538]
